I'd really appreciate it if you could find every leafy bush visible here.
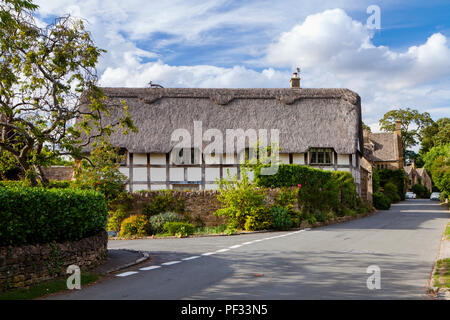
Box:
[215,170,268,230]
[255,164,359,215]
[148,211,181,234]
[0,179,71,189]
[383,182,400,203]
[143,191,184,217]
[373,192,391,210]
[164,222,195,237]
[270,206,293,230]
[0,187,107,246]
[107,208,129,231]
[412,183,430,199]
[378,168,407,201]
[119,215,148,237]
[72,141,128,202]
[243,207,273,231]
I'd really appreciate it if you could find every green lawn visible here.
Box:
[445,223,450,240]
[0,272,101,300]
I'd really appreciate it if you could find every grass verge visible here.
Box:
[0,272,101,300]
[433,258,450,289]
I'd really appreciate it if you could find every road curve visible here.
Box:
[48,199,449,300]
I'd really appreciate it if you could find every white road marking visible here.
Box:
[229,245,242,249]
[182,256,200,261]
[242,241,254,245]
[161,261,181,266]
[216,248,230,253]
[139,266,161,271]
[202,252,216,256]
[116,271,139,277]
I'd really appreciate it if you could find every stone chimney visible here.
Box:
[395,119,404,168]
[290,72,301,88]
[395,119,402,136]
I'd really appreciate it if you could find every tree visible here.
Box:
[0,0,135,185]
[419,117,450,156]
[423,144,450,195]
[362,121,372,132]
[379,108,434,152]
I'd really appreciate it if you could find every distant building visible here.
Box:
[404,162,432,192]
[363,120,403,170]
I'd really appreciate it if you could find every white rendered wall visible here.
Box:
[133,168,147,181]
[150,167,166,181]
[187,167,202,181]
[292,153,305,165]
[150,154,166,165]
[133,153,147,165]
[337,154,350,165]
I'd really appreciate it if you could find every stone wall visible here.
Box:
[42,166,74,181]
[0,231,107,292]
[123,188,300,227]
[126,190,225,227]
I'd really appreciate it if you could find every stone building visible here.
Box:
[363,120,403,170]
[404,162,432,192]
[81,75,366,195]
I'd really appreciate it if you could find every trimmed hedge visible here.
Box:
[255,164,359,214]
[377,168,407,201]
[0,186,107,246]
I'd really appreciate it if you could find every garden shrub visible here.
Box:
[378,168,407,201]
[270,206,293,230]
[412,183,430,199]
[243,207,273,231]
[215,170,268,230]
[383,182,400,203]
[119,215,148,237]
[373,191,391,210]
[255,164,359,215]
[0,187,107,246]
[143,191,184,217]
[148,211,181,234]
[72,141,128,202]
[107,208,129,231]
[163,222,195,237]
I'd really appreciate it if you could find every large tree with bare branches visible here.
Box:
[0,0,135,184]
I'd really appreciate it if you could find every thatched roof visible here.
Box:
[82,87,363,154]
[364,132,400,162]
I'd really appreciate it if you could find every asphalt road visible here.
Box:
[49,199,448,299]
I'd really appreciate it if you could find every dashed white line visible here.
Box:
[139,266,161,271]
[216,248,230,253]
[161,261,181,266]
[229,245,242,249]
[116,271,139,277]
[202,252,216,256]
[242,241,254,245]
[182,256,200,261]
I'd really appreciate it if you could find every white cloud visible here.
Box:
[33,2,450,130]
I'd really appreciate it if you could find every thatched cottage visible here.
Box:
[86,75,366,196]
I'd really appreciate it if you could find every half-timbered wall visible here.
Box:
[121,150,361,193]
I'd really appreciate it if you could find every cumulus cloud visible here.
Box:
[33,2,450,129]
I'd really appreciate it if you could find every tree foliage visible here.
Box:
[379,107,433,152]
[419,117,450,156]
[0,0,135,184]
[423,144,450,194]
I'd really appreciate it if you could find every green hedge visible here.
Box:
[373,192,391,210]
[377,168,407,201]
[0,187,107,246]
[255,164,359,214]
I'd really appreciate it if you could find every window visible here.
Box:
[118,148,127,166]
[309,148,334,165]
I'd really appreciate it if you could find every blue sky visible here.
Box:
[35,0,450,132]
